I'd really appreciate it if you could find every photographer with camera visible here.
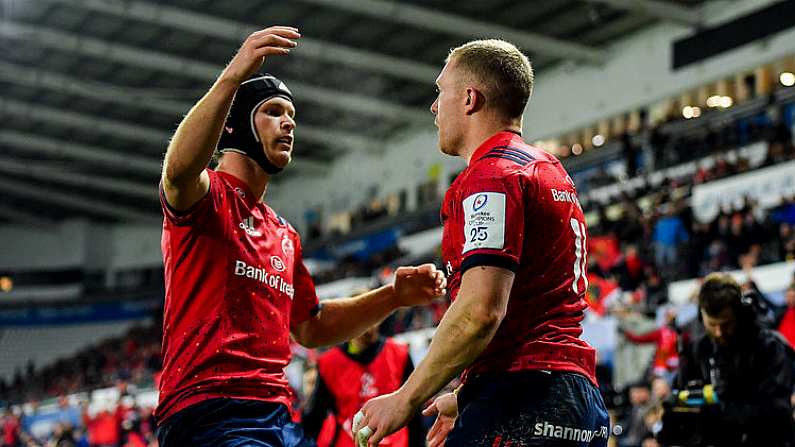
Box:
[667,272,794,446]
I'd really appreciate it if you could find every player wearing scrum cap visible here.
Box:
[156,26,446,447]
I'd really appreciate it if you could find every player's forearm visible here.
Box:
[298,285,401,347]
[162,76,239,187]
[399,297,502,409]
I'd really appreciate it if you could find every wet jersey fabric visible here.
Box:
[157,169,319,424]
[441,131,597,385]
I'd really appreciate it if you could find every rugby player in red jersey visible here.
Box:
[156,26,446,447]
[354,39,609,447]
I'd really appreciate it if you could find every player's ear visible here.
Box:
[464,87,485,115]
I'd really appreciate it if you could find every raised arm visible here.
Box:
[161,26,299,211]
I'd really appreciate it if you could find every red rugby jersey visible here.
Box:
[156,169,319,423]
[317,339,411,447]
[441,131,597,385]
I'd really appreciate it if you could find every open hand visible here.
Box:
[422,392,458,447]
[393,263,446,307]
[222,26,300,85]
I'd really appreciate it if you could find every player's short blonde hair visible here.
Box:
[447,39,534,120]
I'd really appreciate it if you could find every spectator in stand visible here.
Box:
[712,157,736,180]
[585,270,619,316]
[609,245,644,292]
[120,419,146,447]
[778,222,795,262]
[73,428,89,447]
[81,400,120,447]
[622,133,639,178]
[135,407,156,447]
[47,423,77,447]
[764,121,794,167]
[622,309,679,381]
[650,377,671,405]
[765,141,790,167]
[616,198,645,245]
[777,285,795,349]
[772,197,795,226]
[728,208,767,269]
[116,396,140,447]
[703,215,731,272]
[2,407,21,447]
[640,268,667,315]
[617,382,653,447]
[687,221,712,277]
[652,207,689,276]
[649,126,669,168]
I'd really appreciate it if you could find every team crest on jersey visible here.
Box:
[281,237,295,257]
[270,255,286,272]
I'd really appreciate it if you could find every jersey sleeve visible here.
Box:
[458,172,527,274]
[159,169,223,226]
[291,235,321,325]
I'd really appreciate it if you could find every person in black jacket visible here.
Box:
[673,272,794,446]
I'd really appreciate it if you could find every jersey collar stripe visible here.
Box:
[489,146,535,160]
[488,149,534,163]
[481,154,531,166]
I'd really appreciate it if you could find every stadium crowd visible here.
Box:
[0,325,161,407]
[1,106,794,446]
[1,386,159,447]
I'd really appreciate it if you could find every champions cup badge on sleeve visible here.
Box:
[473,194,488,211]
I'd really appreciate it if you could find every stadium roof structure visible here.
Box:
[0,0,707,223]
